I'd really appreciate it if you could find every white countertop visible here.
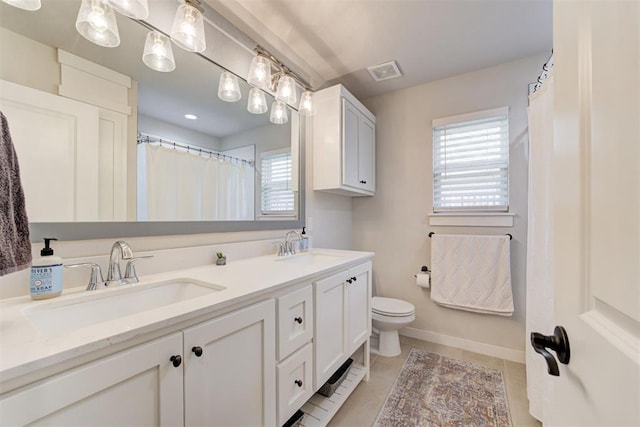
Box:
[0,249,373,388]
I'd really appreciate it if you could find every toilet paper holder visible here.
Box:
[413,265,430,278]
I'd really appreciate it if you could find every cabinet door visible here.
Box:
[358,116,376,193]
[277,285,313,360]
[183,299,276,427]
[0,333,184,426]
[342,98,361,189]
[314,271,348,388]
[347,263,372,353]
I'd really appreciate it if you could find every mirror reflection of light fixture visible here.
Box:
[247,55,271,90]
[270,100,288,124]
[247,87,268,114]
[218,71,242,102]
[170,0,206,53]
[276,75,297,106]
[1,0,41,11]
[298,90,313,116]
[106,0,149,19]
[142,30,175,72]
[76,0,120,48]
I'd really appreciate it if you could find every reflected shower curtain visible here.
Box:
[525,73,554,423]
[140,144,252,221]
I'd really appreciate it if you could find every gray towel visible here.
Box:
[0,111,32,276]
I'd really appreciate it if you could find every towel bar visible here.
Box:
[428,232,512,240]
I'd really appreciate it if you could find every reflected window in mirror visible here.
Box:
[260,149,295,217]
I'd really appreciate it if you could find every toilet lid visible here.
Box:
[372,297,415,316]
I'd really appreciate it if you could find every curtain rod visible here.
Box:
[428,232,513,240]
[532,51,554,93]
[136,134,254,166]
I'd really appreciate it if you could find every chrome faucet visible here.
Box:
[284,230,302,256]
[106,240,134,285]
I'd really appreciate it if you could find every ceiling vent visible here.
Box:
[367,61,402,82]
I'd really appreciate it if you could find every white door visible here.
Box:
[183,300,276,427]
[346,263,371,353]
[358,116,375,192]
[547,1,640,425]
[0,333,184,426]
[342,98,361,189]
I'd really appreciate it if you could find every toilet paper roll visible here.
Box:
[416,272,430,289]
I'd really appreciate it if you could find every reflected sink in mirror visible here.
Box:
[275,252,343,265]
[24,279,225,336]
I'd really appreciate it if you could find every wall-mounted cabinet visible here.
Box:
[313,84,376,197]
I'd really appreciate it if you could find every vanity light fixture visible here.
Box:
[142,30,175,72]
[276,75,297,106]
[76,0,120,48]
[184,114,198,120]
[170,0,206,53]
[247,87,268,114]
[247,55,271,90]
[298,90,313,116]
[1,0,41,11]
[270,100,288,124]
[218,71,242,102]
[106,0,149,19]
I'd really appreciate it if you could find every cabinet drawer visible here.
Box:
[277,285,313,360]
[277,342,313,426]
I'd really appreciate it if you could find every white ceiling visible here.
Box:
[208,0,553,99]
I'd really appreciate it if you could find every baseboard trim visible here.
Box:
[400,327,525,363]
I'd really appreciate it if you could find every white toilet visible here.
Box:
[371,297,415,357]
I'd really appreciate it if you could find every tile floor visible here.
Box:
[328,336,542,427]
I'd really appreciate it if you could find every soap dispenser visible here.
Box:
[30,237,63,300]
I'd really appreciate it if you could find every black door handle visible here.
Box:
[530,326,570,376]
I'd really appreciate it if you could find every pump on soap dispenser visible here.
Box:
[30,237,63,300]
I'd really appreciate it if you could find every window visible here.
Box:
[261,149,295,215]
[432,107,509,212]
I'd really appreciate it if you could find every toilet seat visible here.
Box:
[372,297,415,317]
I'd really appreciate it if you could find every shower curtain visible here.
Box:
[139,144,253,221]
[525,73,554,422]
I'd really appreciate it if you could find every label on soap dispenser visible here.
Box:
[30,263,63,298]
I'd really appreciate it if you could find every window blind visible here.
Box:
[433,110,509,212]
[261,150,295,215]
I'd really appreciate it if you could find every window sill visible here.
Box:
[428,212,514,227]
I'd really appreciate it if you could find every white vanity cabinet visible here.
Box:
[183,299,276,427]
[313,262,372,388]
[0,333,184,426]
[313,84,376,197]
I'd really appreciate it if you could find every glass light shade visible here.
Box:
[106,0,148,19]
[218,71,242,102]
[75,0,120,48]
[270,100,288,124]
[1,0,41,11]
[247,88,268,114]
[276,75,297,105]
[142,31,175,72]
[170,3,206,53]
[247,56,271,90]
[298,90,313,116]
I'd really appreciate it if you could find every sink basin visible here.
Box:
[24,279,225,336]
[275,252,343,265]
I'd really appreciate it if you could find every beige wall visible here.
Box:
[353,53,547,356]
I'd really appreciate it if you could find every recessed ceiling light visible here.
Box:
[367,60,402,82]
[184,114,198,120]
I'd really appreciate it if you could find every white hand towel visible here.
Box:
[431,234,514,316]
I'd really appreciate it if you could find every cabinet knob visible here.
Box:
[170,355,182,367]
[360,180,367,184]
[352,276,357,282]
[192,346,203,357]
[295,379,303,387]
[294,317,303,324]
[346,278,353,284]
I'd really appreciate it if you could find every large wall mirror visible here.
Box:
[0,1,304,240]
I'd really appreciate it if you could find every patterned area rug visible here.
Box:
[374,349,512,427]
